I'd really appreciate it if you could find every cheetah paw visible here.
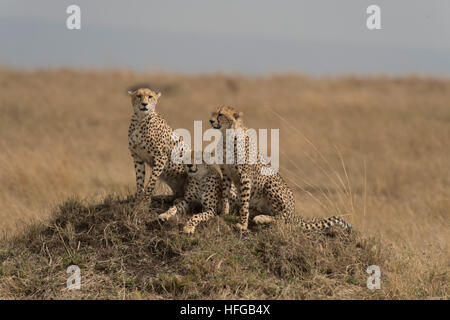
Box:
[183,225,196,234]
[235,222,248,231]
[253,215,274,225]
[158,212,174,221]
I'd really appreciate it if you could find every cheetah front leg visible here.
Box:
[158,199,189,221]
[183,209,215,234]
[133,156,146,200]
[142,153,168,204]
[236,171,251,231]
[220,167,232,215]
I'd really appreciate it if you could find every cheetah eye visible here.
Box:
[137,95,142,99]
[148,95,153,99]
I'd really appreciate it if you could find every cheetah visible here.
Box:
[158,154,237,234]
[209,106,352,232]
[128,88,187,204]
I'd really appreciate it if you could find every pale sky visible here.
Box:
[1,0,449,75]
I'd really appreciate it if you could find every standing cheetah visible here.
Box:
[128,88,187,204]
[209,106,352,232]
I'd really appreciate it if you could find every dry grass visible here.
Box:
[0,68,448,299]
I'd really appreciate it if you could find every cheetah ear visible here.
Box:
[234,111,243,119]
[127,90,136,96]
[157,92,161,98]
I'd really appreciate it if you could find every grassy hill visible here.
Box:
[1,194,446,299]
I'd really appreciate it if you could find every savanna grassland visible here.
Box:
[0,68,448,299]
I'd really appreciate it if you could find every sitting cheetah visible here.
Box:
[128,88,187,204]
[158,157,237,234]
[209,106,352,232]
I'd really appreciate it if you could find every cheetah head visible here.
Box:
[185,151,209,178]
[185,162,209,178]
[128,88,161,116]
[209,106,244,131]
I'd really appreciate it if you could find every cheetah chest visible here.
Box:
[190,177,219,208]
[129,130,155,166]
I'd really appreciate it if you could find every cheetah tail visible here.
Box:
[299,215,352,231]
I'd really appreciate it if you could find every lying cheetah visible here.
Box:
[209,106,352,232]
[128,88,187,204]
[158,157,237,234]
